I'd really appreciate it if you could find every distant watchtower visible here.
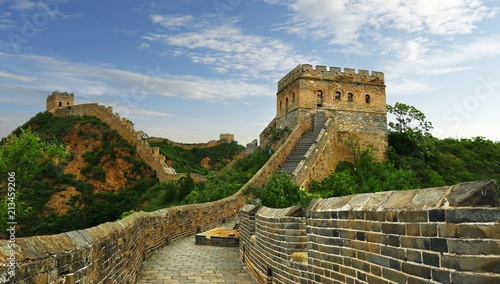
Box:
[46,91,74,113]
[275,64,388,161]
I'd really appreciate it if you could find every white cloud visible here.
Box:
[0,70,33,82]
[146,16,310,80]
[271,0,496,45]
[150,14,195,29]
[0,51,275,103]
[138,42,150,49]
[384,36,500,95]
[9,0,37,11]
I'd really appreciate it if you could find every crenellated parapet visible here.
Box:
[278,64,385,93]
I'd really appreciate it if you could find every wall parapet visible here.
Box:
[0,190,246,283]
[278,64,385,93]
[240,180,500,284]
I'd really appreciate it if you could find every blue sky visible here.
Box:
[1,0,499,145]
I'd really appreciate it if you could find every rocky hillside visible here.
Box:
[1,111,245,237]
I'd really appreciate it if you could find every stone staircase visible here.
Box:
[279,113,324,175]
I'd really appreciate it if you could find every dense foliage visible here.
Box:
[149,140,244,175]
[0,112,157,237]
[141,148,271,211]
[311,103,500,199]
[252,172,315,208]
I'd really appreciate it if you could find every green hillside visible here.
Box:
[0,112,256,237]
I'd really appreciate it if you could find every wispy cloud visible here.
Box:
[385,36,500,95]
[9,0,37,11]
[150,14,195,29]
[0,70,33,82]
[145,16,310,80]
[268,0,496,45]
[0,51,274,103]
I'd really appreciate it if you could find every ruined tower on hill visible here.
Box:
[46,91,74,113]
[260,64,388,188]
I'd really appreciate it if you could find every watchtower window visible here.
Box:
[365,95,371,104]
[316,90,323,107]
[285,97,289,113]
[335,91,341,101]
[292,93,295,103]
[348,93,353,102]
[59,101,62,107]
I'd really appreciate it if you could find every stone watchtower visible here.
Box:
[46,91,74,113]
[274,64,388,163]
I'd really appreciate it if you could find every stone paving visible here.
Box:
[136,221,258,284]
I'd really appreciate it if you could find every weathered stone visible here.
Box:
[409,186,450,210]
[444,180,499,207]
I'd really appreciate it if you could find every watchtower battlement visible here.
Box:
[46,90,74,112]
[278,64,385,93]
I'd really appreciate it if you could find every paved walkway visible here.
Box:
[136,221,257,284]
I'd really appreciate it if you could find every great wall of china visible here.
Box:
[1,65,499,283]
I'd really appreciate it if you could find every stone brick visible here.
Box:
[366,254,389,268]
[451,272,500,284]
[382,268,406,284]
[428,209,445,222]
[402,262,431,279]
[407,276,433,284]
[398,211,428,223]
[422,252,439,267]
[430,238,448,252]
[447,239,500,255]
[406,250,421,264]
[381,246,405,261]
[442,255,500,273]
[438,223,500,238]
[446,208,500,223]
[431,269,450,284]
[382,223,405,235]
[419,224,437,237]
[406,224,420,236]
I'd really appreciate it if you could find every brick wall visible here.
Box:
[240,180,500,284]
[0,190,247,283]
[147,137,225,150]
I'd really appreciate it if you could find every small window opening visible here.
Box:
[285,98,289,114]
[335,91,341,101]
[348,93,353,102]
[67,102,70,105]
[365,95,371,104]
[316,90,323,107]
[292,93,295,103]
[59,101,62,107]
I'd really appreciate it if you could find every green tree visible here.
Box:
[0,129,67,235]
[387,102,432,135]
[255,172,314,208]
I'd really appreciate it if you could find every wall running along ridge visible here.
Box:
[0,191,246,283]
[51,104,205,183]
[240,180,500,284]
